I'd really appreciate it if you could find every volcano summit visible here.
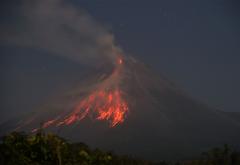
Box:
[3,55,240,160]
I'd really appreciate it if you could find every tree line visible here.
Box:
[0,131,239,165]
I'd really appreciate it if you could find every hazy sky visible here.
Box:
[1,0,240,122]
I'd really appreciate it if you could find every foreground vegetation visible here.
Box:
[0,131,239,165]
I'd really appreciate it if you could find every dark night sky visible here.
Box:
[0,0,240,122]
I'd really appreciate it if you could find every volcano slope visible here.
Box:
[2,56,240,160]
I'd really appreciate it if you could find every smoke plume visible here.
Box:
[0,0,121,65]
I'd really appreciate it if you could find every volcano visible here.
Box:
[2,55,240,160]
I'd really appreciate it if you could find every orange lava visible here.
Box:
[58,89,128,127]
[30,57,129,131]
[36,89,128,130]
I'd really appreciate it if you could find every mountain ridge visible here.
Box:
[1,56,240,160]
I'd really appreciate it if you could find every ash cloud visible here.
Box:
[0,0,121,65]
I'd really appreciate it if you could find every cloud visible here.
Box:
[0,0,122,65]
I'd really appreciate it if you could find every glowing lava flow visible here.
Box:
[57,89,128,127]
[30,57,129,132]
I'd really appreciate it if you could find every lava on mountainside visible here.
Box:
[27,57,129,132]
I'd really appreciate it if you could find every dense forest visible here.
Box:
[0,131,239,165]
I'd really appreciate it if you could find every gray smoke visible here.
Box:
[0,0,122,65]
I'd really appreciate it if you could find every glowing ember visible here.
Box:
[28,57,129,131]
[118,58,123,64]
